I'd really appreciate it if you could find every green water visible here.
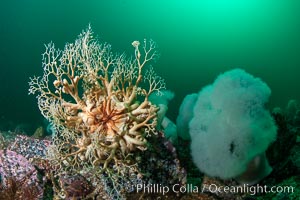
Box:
[0,0,300,131]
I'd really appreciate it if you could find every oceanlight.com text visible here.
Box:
[204,183,295,196]
[136,183,295,196]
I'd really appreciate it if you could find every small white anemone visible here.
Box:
[132,40,140,48]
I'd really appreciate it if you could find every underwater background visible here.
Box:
[0,0,300,132]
